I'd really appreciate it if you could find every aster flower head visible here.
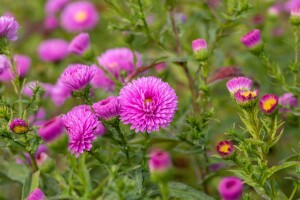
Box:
[0,54,11,75]
[27,188,45,200]
[217,140,234,157]
[14,54,31,78]
[94,123,106,137]
[98,48,143,80]
[0,16,18,41]
[149,149,173,182]
[45,0,69,15]
[38,39,68,62]
[62,105,99,157]
[38,117,65,142]
[90,65,115,91]
[290,2,300,25]
[234,89,258,109]
[92,96,120,120]
[260,94,279,115]
[59,64,95,91]
[44,15,58,31]
[68,33,90,55]
[241,29,263,53]
[218,177,243,200]
[9,118,29,134]
[279,93,297,113]
[61,1,99,32]
[226,77,252,96]
[192,38,208,61]
[119,76,178,133]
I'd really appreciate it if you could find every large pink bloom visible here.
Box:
[119,76,178,133]
[0,16,18,41]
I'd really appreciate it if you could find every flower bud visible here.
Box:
[216,140,234,158]
[192,39,208,61]
[241,29,264,54]
[149,149,173,183]
[290,6,300,26]
[27,188,45,200]
[9,118,29,134]
[218,177,243,200]
[234,89,258,110]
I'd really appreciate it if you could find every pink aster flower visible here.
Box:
[60,1,99,32]
[216,140,234,157]
[149,149,172,172]
[241,29,262,50]
[44,15,58,31]
[0,54,11,75]
[0,16,18,41]
[27,188,45,200]
[45,0,69,15]
[260,94,279,115]
[218,177,243,200]
[226,77,252,96]
[90,65,114,91]
[279,93,298,113]
[14,54,31,78]
[62,105,99,157]
[192,38,208,60]
[9,118,29,134]
[94,123,106,137]
[98,48,143,81]
[68,33,90,55]
[234,89,258,109]
[50,82,72,106]
[38,39,68,62]
[38,117,65,142]
[119,76,178,133]
[92,96,120,120]
[59,64,95,91]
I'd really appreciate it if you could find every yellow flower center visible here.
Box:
[74,11,88,22]
[144,98,153,104]
[13,126,28,134]
[220,144,231,153]
[108,62,119,69]
[241,91,256,98]
[263,98,277,111]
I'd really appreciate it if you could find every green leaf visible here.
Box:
[21,171,40,200]
[168,182,215,200]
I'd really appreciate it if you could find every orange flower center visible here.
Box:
[262,98,277,111]
[241,91,256,98]
[144,98,153,104]
[13,125,28,134]
[220,144,231,153]
[74,11,88,22]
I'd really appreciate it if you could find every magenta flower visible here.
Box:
[27,188,45,200]
[23,81,52,97]
[14,54,31,78]
[59,64,95,91]
[0,16,18,41]
[38,117,65,142]
[62,105,99,157]
[241,29,262,49]
[92,96,120,120]
[290,2,300,25]
[155,62,167,72]
[0,54,11,75]
[44,15,58,31]
[50,82,72,106]
[45,0,69,15]
[279,93,298,113]
[218,177,243,200]
[216,140,234,157]
[119,76,178,133]
[192,38,208,60]
[9,118,29,134]
[60,1,99,32]
[38,39,68,62]
[149,149,172,172]
[234,89,258,109]
[90,65,114,91]
[68,33,90,55]
[260,94,279,115]
[98,48,143,80]
[226,77,252,95]
[94,123,106,137]
[29,108,46,126]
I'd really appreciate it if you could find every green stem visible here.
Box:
[293,26,299,87]
[24,133,38,172]
[80,154,92,197]
[115,122,130,164]
[288,184,298,200]
[90,176,109,199]
[137,0,151,40]
[159,182,169,200]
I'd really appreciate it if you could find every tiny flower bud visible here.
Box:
[234,89,258,110]
[241,29,264,54]
[149,149,173,183]
[216,140,234,157]
[259,94,279,115]
[290,6,300,26]
[218,177,243,200]
[192,39,208,61]
[9,118,29,134]
[27,188,45,200]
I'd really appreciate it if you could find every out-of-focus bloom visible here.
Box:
[23,81,52,97]
[38,117,65,142]
[234,89,258,109]
[92,96,120,120]
[260,94,279,115]
[9,118,29,134]
[268,4,281,17]
[207,67,243,84]
[50,82,72,106]
[0,16,18,41]
[29,108,46,126]
[94,123,106,136]
[192,39,208,61]
[59,64,95,91]
[90,65,115,91]
[216,140,234,157]
[174,13,187,24]
[252,14,264,26]
[27,188,45,200]
[149,149,173,182]
[272,27,284,37]
[44,15,58,31]
[290,3,300,25]
[119,76,178,133]
[60,1,99,32]
[0,54,11,75]
[38,39,68,62]
[241,29,263,53]
[14,54,31,78]
[45,0,69,15]
[98,48,143,80]
[62,105,99,157]
[68,33,90,55]
[155,62,167,72]
[209,163,225,172]
[218,177,243,200]
[226,77,252,96]
[279,93,298,113]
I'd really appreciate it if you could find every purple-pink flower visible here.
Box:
[60,1,99,32]
[45,0,69,15]
[260,94,279,115]
[241,29,262,49]
[149,149,172,172]
[14,54,31,78]
[38,117,65,142]
[226,77,252,95]
[68,32,90,55]
[192,38,208,60]
[119,76,178,133]
[59,64,95,91]
[9,118,29,134]
[29,108,46,126]
[279,93,297,113]
[0,16,18,41]
[27,188,45,200]
[38,39,68,62]
[49,82,72,106]
[44,15,58,31]
[23,81,52,97]
[218,177,243,200]
[90,65,114,91]
[0,54,11,75]
[62,105,99,157]
[92,96,120,120]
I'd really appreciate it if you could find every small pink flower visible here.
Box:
[38,117,65,142]
[241,29,262,49]
[279,93,298,113]
[38,39,68,62]
[226,77,252,95]
[92,96,120,120]
[260,94,279,115]
[9,118,29,134]
[218,177,243,200]
[0,16,18,41]
[216,140,234,157]
[149,149,172,172]
[27,188,45,200]
[68,32,90,55]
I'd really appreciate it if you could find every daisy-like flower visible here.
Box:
[218,177,243,200]
[149,149,173,182]
[241,29,263,53]
[45,0,69,15]
[68,33,90,55]
[260,94,279,115]
[38,117,65,142]
[92,96,120,120]
[38,39,68,62]
[216,140,234,157]
[234,89,258,109]
[27,188,45,200]
[98,48,143,80]
[60,1,99,32]
[90,65,114,91]
[191,38,208,61]
[9,118,29,134]
[0,16,19,41]
[279,93,298,113]
[226,77,252,96]
[62,105,99,157]
[59,64,95,91]
[119,76,178,133]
